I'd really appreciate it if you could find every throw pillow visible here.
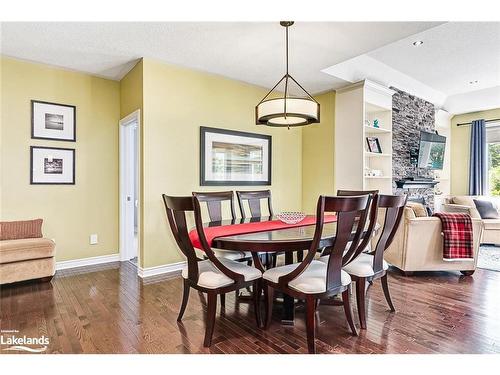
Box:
[473,199,500,219]
[406,201,428,217]
[0,219,43,241]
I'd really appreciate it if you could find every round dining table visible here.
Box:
[205,215,341,325]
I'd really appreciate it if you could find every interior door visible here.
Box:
[121,121,137,261]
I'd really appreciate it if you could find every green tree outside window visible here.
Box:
[488,143,500,196]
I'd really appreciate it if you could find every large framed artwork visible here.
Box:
[31,100,76,141]
[30,146,75,185]
[200,126,272,186]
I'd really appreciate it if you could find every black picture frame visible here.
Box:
[366,137,382,153]
[31,100,76,142]
[30,146,76,185]
[200,126,272,186]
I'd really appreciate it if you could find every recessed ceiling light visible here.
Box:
[469,80,479,84]
[412,40,424,47]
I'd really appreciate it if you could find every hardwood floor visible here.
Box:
[1,261,499,354]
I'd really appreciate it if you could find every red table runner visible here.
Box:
[189,215,337,249]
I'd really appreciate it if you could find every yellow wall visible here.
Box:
[140,58,303,268]
[301,91,335,213]
[451,108,500,195]
[0,57,120,261]
[120,60,143,119]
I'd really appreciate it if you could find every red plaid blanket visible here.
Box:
[433,212,474,260]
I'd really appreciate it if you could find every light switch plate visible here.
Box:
[90,234,98,245]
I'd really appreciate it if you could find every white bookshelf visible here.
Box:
[334,80,395,194]
[364,126,391,135]
[365,152,392,158]
[433,109,452,211]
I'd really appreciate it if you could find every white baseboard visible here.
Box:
[138,261,185,278]
[55,253,184,279]
[56,253,120,270]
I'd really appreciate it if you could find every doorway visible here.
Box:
[119,110,140,266]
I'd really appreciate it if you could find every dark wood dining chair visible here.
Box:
[318,190,379,260]
[236,190,274,219]
[342,194,407,329]
[192,191,236,222]
[318,190,379,305]
[336,189,379,260]
[191,191,250,260]
[162,194,262,347]
[262,194,372,354]
[236,189,278,268]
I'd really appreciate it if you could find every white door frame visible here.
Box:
[119,110,141,264]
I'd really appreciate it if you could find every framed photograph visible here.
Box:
[31,100,76,141]
[200,126,271,186]
[366,137,382,153]
[30,146,75,185]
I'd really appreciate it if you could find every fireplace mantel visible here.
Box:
[395,179,438,189]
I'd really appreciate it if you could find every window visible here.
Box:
[487,123,500,196]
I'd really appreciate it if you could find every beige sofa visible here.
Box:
[442,196,500,245]
[382,207,483,275]
[0,219,56,285]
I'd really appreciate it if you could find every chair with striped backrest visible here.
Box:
[342,194,407,329]
[162,194,262,347]
[262,194,372,353]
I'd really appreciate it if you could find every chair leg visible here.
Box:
[341,289,358,336]
[204,292,217,347]
[220,293,226,309]
[305,296,317,354]
[356,278,367,329]
[272,253,277,268]
[264,284,275,329]
[253,279,262,327]
[381,274,395,312]
[177,279,190,322]
[297,250,304,262]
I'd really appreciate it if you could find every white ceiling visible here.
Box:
[0,22,440,94]
[323,22,500,114]
[1,22,499,114]
[369,22,500,96]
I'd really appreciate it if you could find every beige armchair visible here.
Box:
[382,207,483,275]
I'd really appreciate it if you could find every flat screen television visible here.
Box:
[417,131,446,170]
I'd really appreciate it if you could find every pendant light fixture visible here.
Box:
[256,21,320,127]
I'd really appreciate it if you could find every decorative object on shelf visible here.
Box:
[277,212,306,224]
[30,146,75,185]
[364,119,371,127]
[366,137,382,153]
[255,21,319,128]
[31,100,76,141]
[364,168,383,177]
[200,126,271,186]
[373,119,379,128]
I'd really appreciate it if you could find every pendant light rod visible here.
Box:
[284,23,289,118]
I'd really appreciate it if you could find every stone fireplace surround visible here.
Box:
[391,87,437,208]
